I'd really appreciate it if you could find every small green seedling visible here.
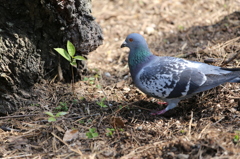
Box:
[30,103,40,107]
[86,128,99,139]
[79,96,85,101]
[79,120,85,124]
[87,119,93,123]
[54,41,86,94]
[233,131,240,144]
[119,128,124,131]
[54,41,86,68]
[106,128,115,137]
[97,97,107,108]
[117,105,129,111]
[55,102,68,111]
[72,99,78,104]
[96,84,101,89]
[233,135,239,143]
[45,112,68,122]
[83,76,95,85]
[180,130,186,134]
[177,25,185,31]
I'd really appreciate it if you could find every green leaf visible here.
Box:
[74,55,86,61]
[86,132,93,139]
[89,128,96,133]
[56,112,68,117]
[67,41,75,57]
[70,61,77,67]
[96,85,101,89]
[102,104,108,108]
[92,132,99,138]
[79,120,85,124]
[54,48,71,62]
[89,77,95,81]
[106,128,115,136]
[48,117,56,122]
[45,112,55,117]
[83,77,88,81]
[119,128,124,131]
[233,136,239,143]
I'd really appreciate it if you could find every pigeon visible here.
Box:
[121,33,240,115]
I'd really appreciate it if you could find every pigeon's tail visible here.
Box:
[221,67,240,83]
[229,78,240,83]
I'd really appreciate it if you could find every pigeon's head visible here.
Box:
[121,33,149,50]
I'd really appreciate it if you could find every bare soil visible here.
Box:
[1,0,240,158]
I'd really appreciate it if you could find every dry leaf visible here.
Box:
[55,125,65,132]
[116,80,125,88]
[8,136,28,145]
[110,117,125,128]
[7,136,29,150]
[79,132,88,139]
[63,129,79,142]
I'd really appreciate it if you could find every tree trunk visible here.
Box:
[0,0,103,115]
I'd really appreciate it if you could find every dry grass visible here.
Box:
[0,0,240,158]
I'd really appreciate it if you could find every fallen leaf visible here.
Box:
[116,80,125,88]
[63,129,79,142]
[78,132,88,139]
[7,136,29,150]
[110,117,125,128]
[55,125,65,132]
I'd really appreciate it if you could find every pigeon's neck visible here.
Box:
[129,47,152,66]
[128,47,153,78]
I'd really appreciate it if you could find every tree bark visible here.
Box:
[0,0,103,115]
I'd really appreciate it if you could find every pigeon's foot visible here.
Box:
[150,109,167,115]
[157,101,168,105]
[150,102,168,115]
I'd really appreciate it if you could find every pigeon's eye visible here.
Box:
[129,38,133,42]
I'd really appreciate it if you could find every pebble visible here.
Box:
[104,72,111,77]
[137,126,143,130]
[176,154,189,159]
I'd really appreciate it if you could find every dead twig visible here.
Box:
[220,51,240,67]
[0,126,20,132]
[188,111,193,138]
[0,114,39,119]
[51,132,83,156]
[198,123,211,139]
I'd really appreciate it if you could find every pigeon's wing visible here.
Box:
[185,61,240,94]
[136,56,240,99]
[136,57,207,99]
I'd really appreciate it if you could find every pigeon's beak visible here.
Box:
[121,41,127,48]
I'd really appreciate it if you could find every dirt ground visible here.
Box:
[1,0,240,158]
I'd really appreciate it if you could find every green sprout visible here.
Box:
[86,128,99,139]
[54,41,86,94]
[233,131,240,144]
[97,97,107,108]
[79,120,85,124]
[180,130,186,133]
[83,76,95,85]
[30,103,40,107]
[54,41,86,68]
[106,128,115,137]
[177,25,185,31]
[55,102,68,111]
[45,112,68,122]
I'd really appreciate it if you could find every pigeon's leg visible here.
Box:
[150,108,168,115]
[150,100,179,115]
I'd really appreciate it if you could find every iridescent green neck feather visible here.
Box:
[128,46,152,69]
